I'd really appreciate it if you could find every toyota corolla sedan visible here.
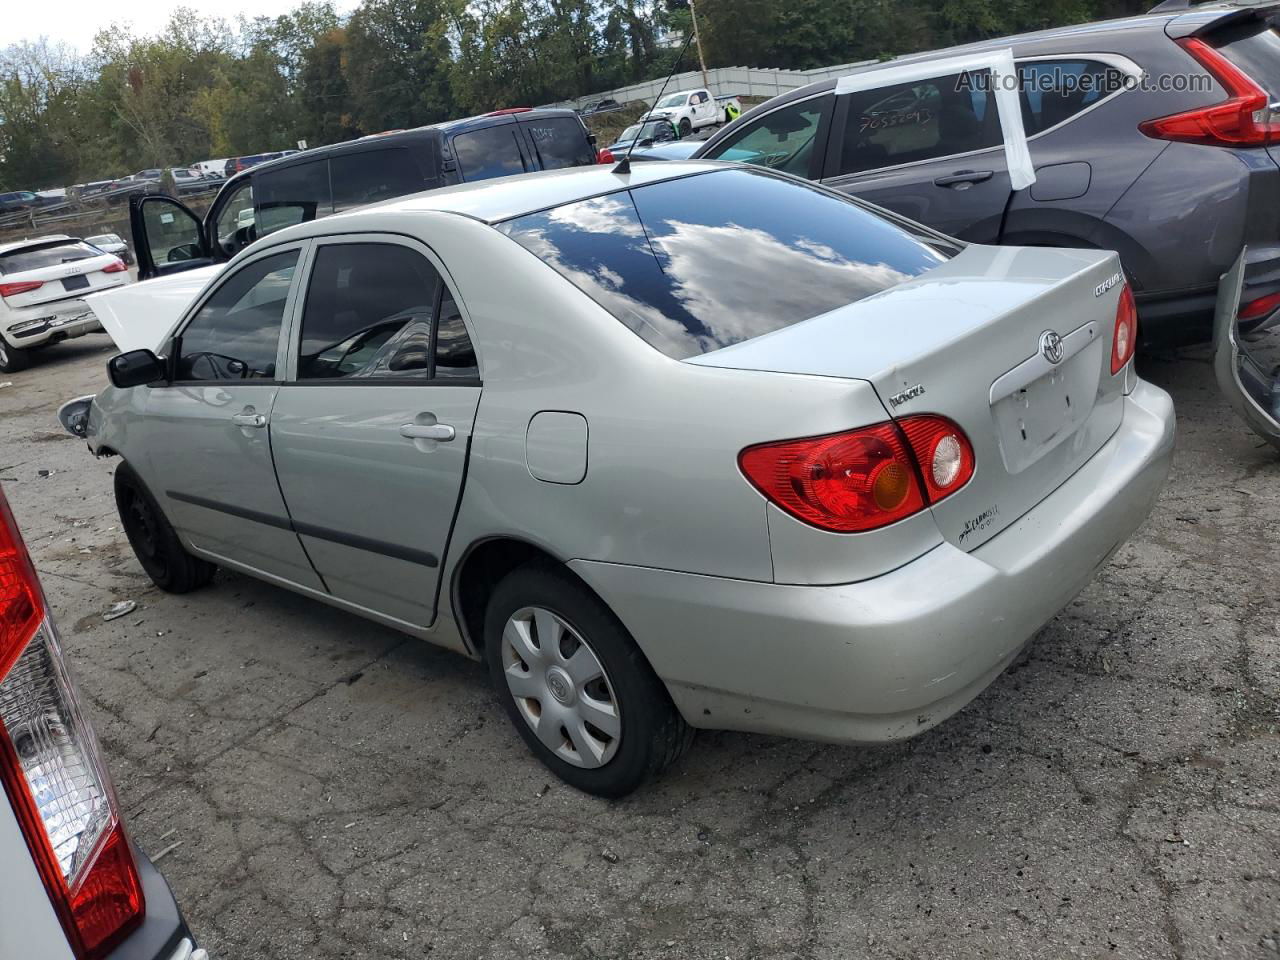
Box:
[68,162,1174,796]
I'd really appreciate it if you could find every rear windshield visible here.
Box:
[0,241,101,275]
[521,116,595,170]
[497,168,947,359]
[1213,19,1280,99]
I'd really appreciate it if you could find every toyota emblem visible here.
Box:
[1039,330,1064,365]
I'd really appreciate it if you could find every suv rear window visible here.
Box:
[497,168,946,359]
[1213,21,1280,101]
[521,116,596,169]
[0,241,101,275]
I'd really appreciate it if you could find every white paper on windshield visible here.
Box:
[834,49,1035,191]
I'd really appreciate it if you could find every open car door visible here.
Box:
[129,194,213,281]
[1214,247,1280,451]
[822,49,1035,242]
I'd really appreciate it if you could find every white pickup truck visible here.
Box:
[641,88,741,136]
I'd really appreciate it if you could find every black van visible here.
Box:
[131,109,599,280]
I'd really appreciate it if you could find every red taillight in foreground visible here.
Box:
[1239,289,1280,321]
[1140,37,1280,147]
[101,259,127,274]
[597,148,616,164]
[739,415,975,533]
[0,492,144,959]
[0,280,44,298]
[1112,282,1139,375]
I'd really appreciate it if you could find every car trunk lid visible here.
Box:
[688,244,1129,552]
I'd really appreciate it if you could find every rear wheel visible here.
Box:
[484,563,693,797]
[114,462,216,593]
[0,339,31,373]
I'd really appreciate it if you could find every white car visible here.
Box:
[642,87,741,136]
[0,486,208,960]
[0,236,131,372]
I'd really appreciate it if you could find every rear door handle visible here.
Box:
[231,412,267,428]
[934,170,994,187]
[400,423,455,442]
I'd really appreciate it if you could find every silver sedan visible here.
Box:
[70,161,1175,796]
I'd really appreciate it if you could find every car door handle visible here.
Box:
[934,170,994,187]
[400,423,455,442]
[231,412,267,428]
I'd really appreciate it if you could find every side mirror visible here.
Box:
[108,349,166,389]
[57,395,95,438]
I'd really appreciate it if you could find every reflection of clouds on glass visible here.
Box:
[548,196,645,238]
[505,220,704,357]
[652,220,918,349]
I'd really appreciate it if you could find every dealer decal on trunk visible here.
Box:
[958,505,1000,545]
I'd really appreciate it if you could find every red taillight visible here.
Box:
[1239,289,1280,321]
[1112,283,1139,375]
[0,490,144,959]
[597,148,616,164]
[739,415,974,533]
[1140,37,1280,146]
[0,280,44,298]
[101,259,127,274]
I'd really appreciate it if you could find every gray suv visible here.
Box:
[692,2,1280,342]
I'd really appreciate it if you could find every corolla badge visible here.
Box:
[1039,330,1064,365]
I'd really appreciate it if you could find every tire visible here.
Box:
[0,339,31,373]
[484,562,693,797]
[679,117,692,138]
[114,462,216,593]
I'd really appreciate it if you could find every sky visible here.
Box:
[11,0,357,52]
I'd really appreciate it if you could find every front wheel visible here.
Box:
[484,563,693,797]
[679,117,692,138]
[0,339,31,373]
[115,462,216,593]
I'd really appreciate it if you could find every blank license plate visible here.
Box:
[62,274,90,291]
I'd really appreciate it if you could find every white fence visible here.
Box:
[546,61,877,110]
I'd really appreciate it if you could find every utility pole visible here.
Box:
[688,0,710,89]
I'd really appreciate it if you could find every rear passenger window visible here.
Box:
[254,160,332,238]
[452,126,527,181]
[520,117,595,170]
[434,291,478,379]
[296,243,477,382]
[331,149,426,213]
[837,71,1000,176]
[1017,60,1128,136]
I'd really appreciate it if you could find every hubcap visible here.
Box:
[500,606,621,769]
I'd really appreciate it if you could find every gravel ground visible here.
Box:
[1,334,1277,960]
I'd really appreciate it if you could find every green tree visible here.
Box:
[345,0,455,132]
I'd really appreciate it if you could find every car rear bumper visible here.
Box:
[2,299,104,348]
[106,842,205,960]
[571,378,1175,744]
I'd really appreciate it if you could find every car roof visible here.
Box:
[0,234,74,256]
[268,161,721,237]
[222,107,584,191]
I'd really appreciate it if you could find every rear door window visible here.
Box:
[1016,60,1129,136]
[254,160,332,238]
[452,125,528,181]
[497,168,946,359]
[331,148,428,213]
[837,71,1001,176]
[519,116,595,170]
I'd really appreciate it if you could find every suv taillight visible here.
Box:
[0,491,144,959]
[597,148,615,164]
[101,259,127,274]
[1112,282,1138,375]
[0,280,44,298]
[739,415,975,533]
[1140,37,1280,146]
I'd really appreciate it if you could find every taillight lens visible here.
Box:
[0,280,44,298]
[597,148,615,164]
[1239,289,1280,321]
[0,491,144,959]
[1112,283,1138,375]
[101,260,127,274]
[739,415,974,533]
[1140,37,1280,147]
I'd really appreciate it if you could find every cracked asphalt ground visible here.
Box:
[2,333,1279,960]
